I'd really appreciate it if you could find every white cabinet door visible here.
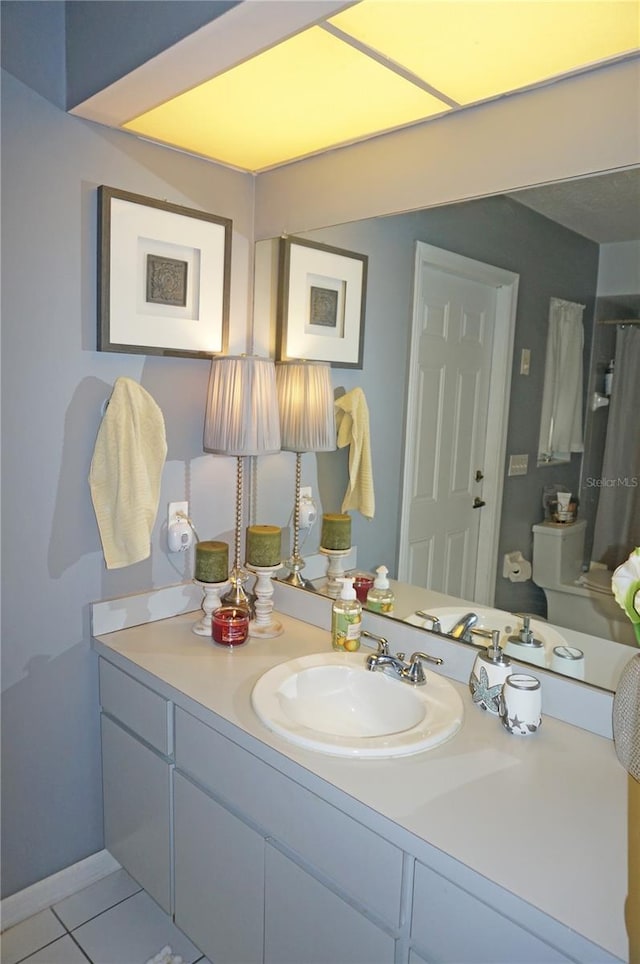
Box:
[101,715,172,913]
[173,772,264,964]
[174,705,404,928]
[265,842,395,964]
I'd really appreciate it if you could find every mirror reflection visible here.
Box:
[255,168,639,693]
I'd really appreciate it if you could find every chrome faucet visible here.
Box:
[413,610,479,643]
[364,635,443,685]
[447,612,479,640]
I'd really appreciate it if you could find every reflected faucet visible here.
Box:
[416,611,442,633]
[413,610,479,643]
[447,612,478,641]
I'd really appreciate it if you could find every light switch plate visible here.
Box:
[520,349,531,375]
[508,454,529,477]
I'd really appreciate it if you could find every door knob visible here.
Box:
[473,497,486,508]
[475,470,484,482]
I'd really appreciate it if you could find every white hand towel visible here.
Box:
[89,377,167,569]
[335,387,375,520]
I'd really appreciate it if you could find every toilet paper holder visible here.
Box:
[502,551,532,583]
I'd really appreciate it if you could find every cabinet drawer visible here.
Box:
[411,860,569,963]
[175,707,403,927]
[99,658,171,755]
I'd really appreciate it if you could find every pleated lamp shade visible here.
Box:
[276,360,336,453]
[204,355,281,456]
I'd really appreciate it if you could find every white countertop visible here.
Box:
[94,603,628,961]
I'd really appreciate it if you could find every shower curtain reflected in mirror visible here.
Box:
[592,325,640,570]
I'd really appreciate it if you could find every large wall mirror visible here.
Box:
[254,167,639,694]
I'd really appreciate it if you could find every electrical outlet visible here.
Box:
[167,501,192,552]
[298,487,317,529]
[168,501,189,528]
[508,454,529,477]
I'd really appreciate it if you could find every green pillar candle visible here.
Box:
[321,513,351,550]
[246,525,282,567]
[195,541,229,583]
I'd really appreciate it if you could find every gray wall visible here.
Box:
[1,1,66,108]
[268,198,599,617]
[1,68,255,897]
[65,0,240,108]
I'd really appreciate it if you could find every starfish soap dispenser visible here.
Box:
[469,629,512,714]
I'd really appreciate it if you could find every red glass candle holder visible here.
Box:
[352,572,375,604]
[212,606,250,647]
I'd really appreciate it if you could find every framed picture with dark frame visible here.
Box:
[277,236,368,368]
[97,186,232,358]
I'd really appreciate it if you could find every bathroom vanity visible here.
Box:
[92,584,627,964]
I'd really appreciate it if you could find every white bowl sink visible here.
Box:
[406,606,568,668]
[251,651,463,758]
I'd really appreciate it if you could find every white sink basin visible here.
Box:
[406,606,568,668]
[251,652,463,758]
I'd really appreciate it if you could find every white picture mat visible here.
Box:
[109,198,227,353]
[285,243,363,364]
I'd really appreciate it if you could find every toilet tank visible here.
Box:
[532,519,587,589]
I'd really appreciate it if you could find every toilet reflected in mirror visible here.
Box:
[531,519,636,646]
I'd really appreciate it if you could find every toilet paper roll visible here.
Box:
[503,551,532,583]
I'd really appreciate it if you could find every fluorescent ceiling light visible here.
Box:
[122,1,639,172]
[124,25,450,171]
[330,0,640,105]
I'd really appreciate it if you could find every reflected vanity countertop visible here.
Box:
[390,580,635,692]
[313,575,635,694]
[92,595,628,962]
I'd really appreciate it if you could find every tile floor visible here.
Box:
[1,869,211,964]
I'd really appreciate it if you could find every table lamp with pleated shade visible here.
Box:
[204,355,280,606]
[276,360,336,589]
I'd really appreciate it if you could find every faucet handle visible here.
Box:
[415,611,442,633]
[470,627,493,642]
[360,630,389,656]
[409,651,444,666]
[404,651,444,685]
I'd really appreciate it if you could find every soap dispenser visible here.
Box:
[469,630,512,715]
[366,566,395,615]
[332,577,362,652]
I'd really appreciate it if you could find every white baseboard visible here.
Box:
[1,850,121,931]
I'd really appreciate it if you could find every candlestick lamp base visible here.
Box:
[222,567,252,609]
[279,554,316,591]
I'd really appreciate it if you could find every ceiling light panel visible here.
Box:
[330,1,640,106]
[123,26,450,171]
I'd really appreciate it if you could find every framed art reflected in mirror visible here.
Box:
[277,236,367,368]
